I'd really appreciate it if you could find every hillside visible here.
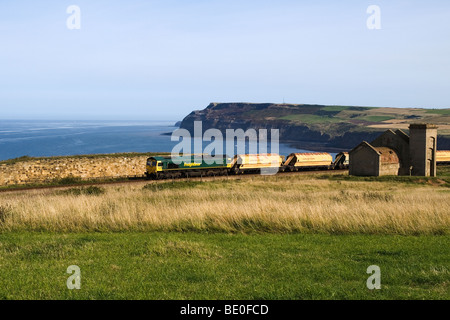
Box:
[180,103,450,151]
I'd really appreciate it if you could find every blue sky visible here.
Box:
[0,0,449,120]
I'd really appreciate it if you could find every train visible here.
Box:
[145,152,349,179]
[145,150,450,179]
[436,150,450,164]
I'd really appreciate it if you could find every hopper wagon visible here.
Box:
[229,153,284,174]
[284,152,333,171]
[436,150,450,165]
[332,152,349,169]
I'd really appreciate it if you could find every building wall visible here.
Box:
[379,163,400,176]
[349,146,379,176]
[0,156,149,186]
[409,124,437,177]
[371,130,410,175]
[376,147,401,176]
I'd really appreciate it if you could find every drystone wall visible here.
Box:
[0,156,149,186]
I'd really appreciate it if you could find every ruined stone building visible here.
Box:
[349,124,437,177]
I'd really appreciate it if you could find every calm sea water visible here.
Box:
[0,120,317,161]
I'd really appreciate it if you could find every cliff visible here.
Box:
[180,103,450,151]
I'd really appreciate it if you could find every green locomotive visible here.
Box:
[146,155,231,179]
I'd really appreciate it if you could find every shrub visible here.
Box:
[143,181,204,191]
[54,176,83,185]
[58,186,105,196]
[0,204,12,224]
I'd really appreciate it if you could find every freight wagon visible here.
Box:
[436,150,450,164]
[284,152,333,171]
[229,154,284,174]
[332,152,349,169]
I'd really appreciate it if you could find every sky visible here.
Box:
[0,0,449,120]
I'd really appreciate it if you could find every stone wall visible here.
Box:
[379,163,401,176]
[0,155,149,186]
[371,129,410,175]
[349,142,380,176]
[409,124,438,177]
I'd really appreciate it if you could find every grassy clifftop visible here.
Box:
[2,168,449,233]
[0,152,169,166]
[180,103,450,150]
[1,167,449,299]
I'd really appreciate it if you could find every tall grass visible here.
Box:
[0,175,448,234]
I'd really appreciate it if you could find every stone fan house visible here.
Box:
[349,124,437,177]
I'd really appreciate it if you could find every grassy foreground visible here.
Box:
[0,232,448,300]
[0,169,449,299]
[0,171,449,234]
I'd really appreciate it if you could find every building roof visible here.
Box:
[350,142,400,164]
[373,147,400,164]
[409,123,438,129]
[349,141,379,155]
[394,129,410,143]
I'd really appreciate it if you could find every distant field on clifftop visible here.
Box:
[180,103,450,150]
[241,103,450,132]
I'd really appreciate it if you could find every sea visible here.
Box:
[0,120,321,161]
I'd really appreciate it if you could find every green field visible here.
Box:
[363,115,396,122]
[425,109,450,115]
[0,232,448,300]
[279,114,344,123]
[1,169,449,300]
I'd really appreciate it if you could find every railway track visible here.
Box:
[0,169,348,193]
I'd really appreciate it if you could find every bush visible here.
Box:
[53,176,83,185]
[58,186,105,196]
[0,205,12,224]
[0,156,33,165]
[143,181,204,191]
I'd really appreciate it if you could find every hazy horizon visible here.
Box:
[1,102,450,121]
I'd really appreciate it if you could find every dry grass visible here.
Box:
[0,175,449,234]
